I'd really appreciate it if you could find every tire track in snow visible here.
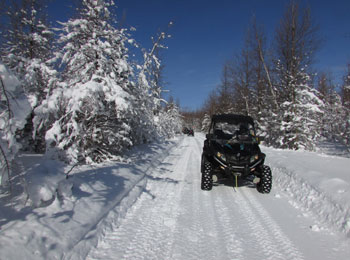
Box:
[211,188,245,259]
[169,137,224,260]
[192,138,235,260]
[195,134,242,258]
[211,186,267,260]
[87,137,190,260]
[234,188,285,260]
[238,188,305,260]
[115,138,190,260]
[171,136,245,260]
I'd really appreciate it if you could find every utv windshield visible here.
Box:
[212,122,255,140]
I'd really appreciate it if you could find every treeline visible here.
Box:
[185,1,350,151]
[0,0,181,186]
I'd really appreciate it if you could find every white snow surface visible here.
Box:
[1,133,350,260]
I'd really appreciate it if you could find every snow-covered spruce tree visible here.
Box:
[278,67,324,150]
[1,0,56,152]
[34,0,134,163]
[272,2,321,150]
[0,62,31,186]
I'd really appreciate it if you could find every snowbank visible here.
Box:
[0,138,179,260]
[264,146,350,237]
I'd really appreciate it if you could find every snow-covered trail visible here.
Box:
[87,134,350,260]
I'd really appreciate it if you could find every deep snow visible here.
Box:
[0,133,350,259]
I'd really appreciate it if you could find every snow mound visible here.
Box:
[264,147,350,237]
[0,137,179,260]
[25,159,68,207]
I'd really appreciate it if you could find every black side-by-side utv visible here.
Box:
[201,114,272,193]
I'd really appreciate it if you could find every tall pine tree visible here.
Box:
[279,69,324,150]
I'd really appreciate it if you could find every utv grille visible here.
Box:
[226,155,250,163]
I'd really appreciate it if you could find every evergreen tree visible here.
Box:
[279,69,324,150]
[34,0,134,163]
[271,2,321,150]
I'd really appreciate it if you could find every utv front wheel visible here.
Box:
[201,162,213,191]
[256,165,272,194]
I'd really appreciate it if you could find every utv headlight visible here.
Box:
[250,154,259,163]
[216,152,226,162]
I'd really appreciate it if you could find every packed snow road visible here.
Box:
[87,134,350,260]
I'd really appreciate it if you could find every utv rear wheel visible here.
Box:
[256,165,272,194]
[201,162,213,191]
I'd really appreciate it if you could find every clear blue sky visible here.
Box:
[49,0,350,111]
